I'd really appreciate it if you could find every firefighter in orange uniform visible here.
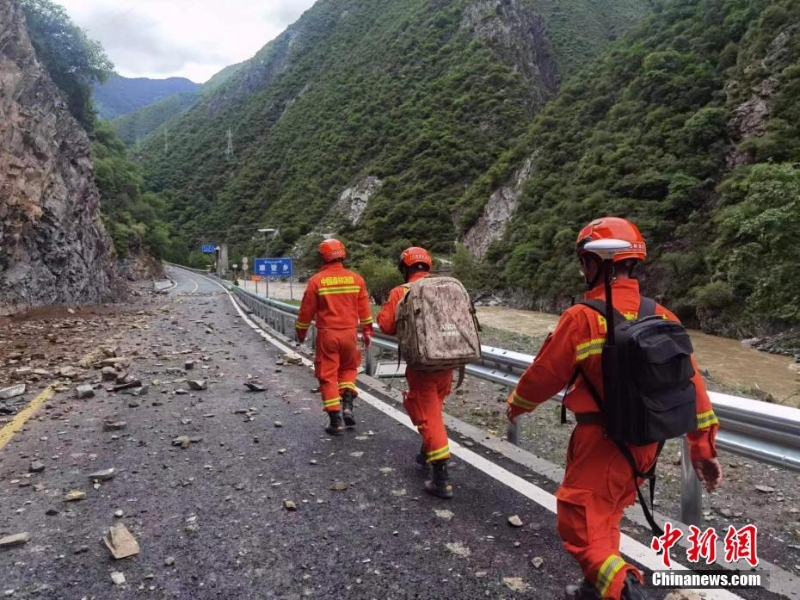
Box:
[377,247,454,499]
[506,218,723,600]
[296,239,373,436]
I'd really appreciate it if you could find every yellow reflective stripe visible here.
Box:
[576,338,605,361]
[296,322,311,330]
[323,398,341,407]
[510,392,537,410]
[338,382,356,391]
[596,555,626,596]
[426,445,450,461]
[696,410,719,429]
[360,317,374,324]
[318,286,361,296]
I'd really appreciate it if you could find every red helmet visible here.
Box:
[399,246,432,269]
[318,239,346,262]
[575,217,646,263]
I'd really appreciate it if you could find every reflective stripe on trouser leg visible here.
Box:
[404,368,453,463]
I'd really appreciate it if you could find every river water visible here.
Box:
[476,307,800,407]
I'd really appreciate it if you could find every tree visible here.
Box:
[20,0,114,128]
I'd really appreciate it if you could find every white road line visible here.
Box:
[196,268,748,600]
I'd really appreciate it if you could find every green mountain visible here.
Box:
[113,62,246,145]
[94,75,200,120]
[140,0,653,263]
[460,0,800,333]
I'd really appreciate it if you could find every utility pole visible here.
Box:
[164,128,169,154]
[225,129,233,160]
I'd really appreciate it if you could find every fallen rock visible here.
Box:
[112,380,142,392]
[172,436,192,449]
[244,382,267,392]
[274,421,283,428]
[282,353,303,365]
[99,357,130,368]
[29,461,45,473]
[110,571,126,585]
[101,367,119,382]
[104,524,140,559]
[283,500,297,511]
[103,421,127,432]
[755,485,776,494]
[64,490,86,502]
[187,380,207,391]
[57,366,83,379]
[331,482,349,491]
[435,509,455,521]
[663,592,703,600]
[88,468,116,482]
[502,577,530,593]
[0,384,26,400]
[508,515,524,528]
[165,556,176,567]
[531,557,544,569]
[0,533,30,548]
[184,360,195,370]
[74,385,95,399]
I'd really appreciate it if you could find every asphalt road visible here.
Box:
[0,268,788,600]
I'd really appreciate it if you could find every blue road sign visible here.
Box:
[254,258,293,278]
[201,244,217,254]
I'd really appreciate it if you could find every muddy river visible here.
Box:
[477,307,800,406]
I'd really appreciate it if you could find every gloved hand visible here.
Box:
[362,326,373,349]
[295,328,307,345]
[506,395,526,424]
[692,458,722,492]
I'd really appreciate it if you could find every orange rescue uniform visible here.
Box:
[296,263,373,413]
[377,272,452,463]
[507,279,719,600]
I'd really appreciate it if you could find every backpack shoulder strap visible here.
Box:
[639,297,657,318]
[578,299,626,326]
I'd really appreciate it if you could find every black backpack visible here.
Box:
[564,296,698,534]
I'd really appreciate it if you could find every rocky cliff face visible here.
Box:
[462,155,534,259]
[462,0,560,109]
[0,0,115,309]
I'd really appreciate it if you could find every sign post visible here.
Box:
[253,258,294,300]
[201,244,216,254]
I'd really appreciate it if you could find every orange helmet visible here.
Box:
[399,246,432,270]
[575,217,646,263]
[318,238,346,262]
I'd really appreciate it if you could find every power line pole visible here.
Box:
[164,128,169,154]
[225,128,233,160]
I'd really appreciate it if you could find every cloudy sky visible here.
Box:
[59,0,317,83]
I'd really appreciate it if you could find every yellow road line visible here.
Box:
[0,386,54,450]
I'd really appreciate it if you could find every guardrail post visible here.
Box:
[507,420,520,446]
[365,343,377,377]
[680,436,702,526]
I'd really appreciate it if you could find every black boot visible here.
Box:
[424,460,453,499]
[415,443,427,466]
[565,579,600,600]
[325,410,345,436]
[621,572,649,600]
[341,390,356,427]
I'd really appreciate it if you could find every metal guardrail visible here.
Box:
[173,267,800,527]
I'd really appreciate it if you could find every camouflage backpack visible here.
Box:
[395,276,481,383]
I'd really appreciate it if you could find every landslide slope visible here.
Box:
[140,0,652,258]
[464,0,800,333]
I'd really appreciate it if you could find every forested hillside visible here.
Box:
[94,75,200,120]
[139,0,652,264]
[462,0,800,334]
[112,62,246,145]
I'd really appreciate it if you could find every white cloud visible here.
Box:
[58,0,317,82]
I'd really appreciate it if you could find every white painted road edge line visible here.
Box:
[199,278,748,600]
